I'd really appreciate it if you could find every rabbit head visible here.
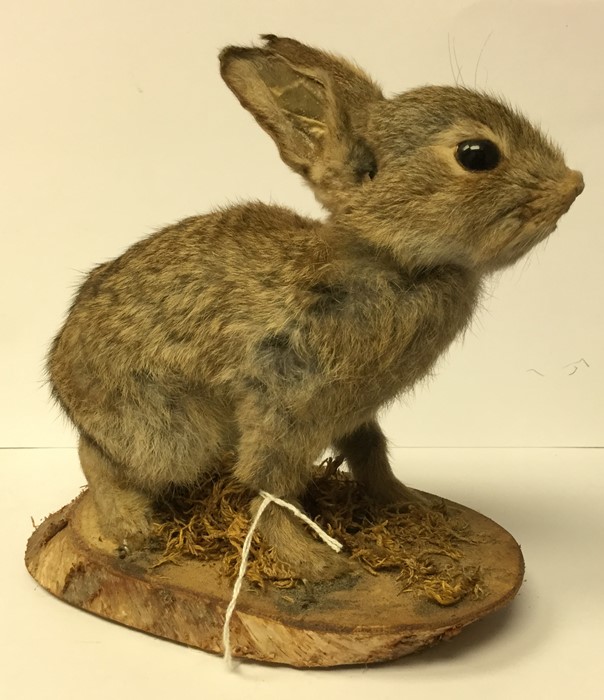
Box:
[220,35,583,273]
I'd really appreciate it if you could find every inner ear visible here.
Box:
[220,47,334,175]
[220,38,381,193]
[257,61,325,120]
[255,58,330,142]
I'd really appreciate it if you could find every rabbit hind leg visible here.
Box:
[77,389,235,552]
[78,434,154,554]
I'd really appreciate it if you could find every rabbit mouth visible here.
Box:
[487,203,558,268]
[495,226,550,267]
[509,177,582,252]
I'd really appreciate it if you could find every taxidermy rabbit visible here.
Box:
[48,35,584,580]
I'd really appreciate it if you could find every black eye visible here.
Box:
[456,139,501,171]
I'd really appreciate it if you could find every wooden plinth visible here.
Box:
[25,491,523,667]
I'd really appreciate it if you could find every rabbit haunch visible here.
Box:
[47,35,583,580]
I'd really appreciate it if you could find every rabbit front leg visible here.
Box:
[334,420,426,506]
[234,406,352,581]
[78,435,153,555]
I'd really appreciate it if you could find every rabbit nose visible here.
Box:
[568,169,585,197]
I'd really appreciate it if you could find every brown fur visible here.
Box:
[47,36,583,579]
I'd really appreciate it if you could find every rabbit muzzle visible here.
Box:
[562,169,585,209]
[544,167,584,222]
[481,167,584,271]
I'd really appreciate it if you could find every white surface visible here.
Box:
[1,0,602,448]
[3,447,603,699]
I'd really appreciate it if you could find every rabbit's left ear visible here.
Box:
[220,35,383,192]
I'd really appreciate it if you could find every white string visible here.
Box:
[258,491,344,553]
[221,490,343,669]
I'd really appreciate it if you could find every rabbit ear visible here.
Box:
[219,36,383,193]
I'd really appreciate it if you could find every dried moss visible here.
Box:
[153,458,485,606]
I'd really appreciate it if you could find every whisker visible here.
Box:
[452,36,464,86]
[447,34,457,86]
[474,31,493,90]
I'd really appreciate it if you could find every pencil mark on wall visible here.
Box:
[564,358,590,376]
[526,358,591,378]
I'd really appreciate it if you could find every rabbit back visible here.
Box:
[48,201,479,490]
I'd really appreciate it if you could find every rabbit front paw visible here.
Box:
[254,496,355,581]
[283,540,354,582]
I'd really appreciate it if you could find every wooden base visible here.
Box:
[25,491,524,667]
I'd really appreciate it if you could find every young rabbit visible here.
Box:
[47,35,583,580]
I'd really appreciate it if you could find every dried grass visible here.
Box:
[153,458,485,606]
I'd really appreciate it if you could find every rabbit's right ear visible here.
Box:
[219,36,383,199]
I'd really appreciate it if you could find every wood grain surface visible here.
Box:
[25,491,524,667]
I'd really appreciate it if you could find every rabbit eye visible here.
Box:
[455,139,501,171]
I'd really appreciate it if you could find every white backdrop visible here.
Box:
[1,0,602,448]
